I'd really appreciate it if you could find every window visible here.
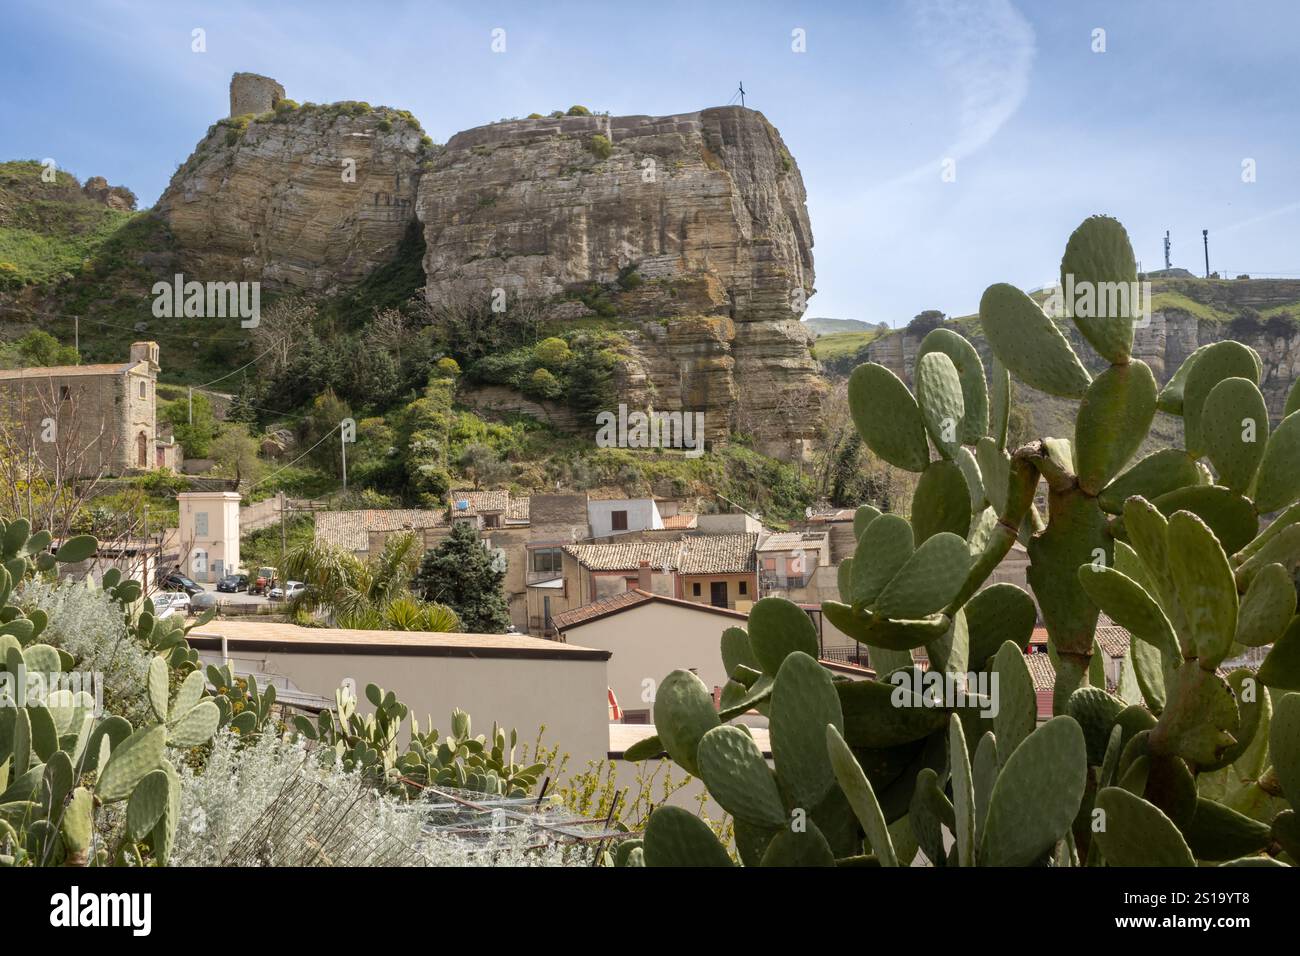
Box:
[763,557,777,571]
[139,381,146,399]
[622,710,651,725]
[611,510,628,531]
[59,385,71,402]
[194,512,209,536]
[739,580,748,595]
[692,582,701,596]
[530,547,562,574]
[483,514,500,528]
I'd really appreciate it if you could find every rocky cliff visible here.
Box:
[154,76,822,459]
[155,100,429,291]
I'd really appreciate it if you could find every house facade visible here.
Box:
[0,341,179,476]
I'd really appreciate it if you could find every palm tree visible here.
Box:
[282,531,460,631]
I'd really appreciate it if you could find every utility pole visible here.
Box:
[341,426,348,493]
[1164,231,1171,271]
[74,316,79,355]
[1203,229,1210,278]
[188,387,193,425]
[279,490,286,560]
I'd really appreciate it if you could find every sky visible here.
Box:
[2,0,1298,325]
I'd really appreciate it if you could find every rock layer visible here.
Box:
[155,80,824,459]
[416,107,822,457]
[155,105,426,292]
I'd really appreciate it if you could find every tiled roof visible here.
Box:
[506,497,530,522]
[757,531,828,552]
[661,513,697,529]
[564,532,759,575]
[564,540,683,573]
[0,362,136,380]
[448,489,509,515]
[315,509,448,552]
[552,589,653,629]
[1024,651,1057,692]
[678,533,758,574]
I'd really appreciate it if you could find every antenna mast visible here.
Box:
[1163,230,1171,271]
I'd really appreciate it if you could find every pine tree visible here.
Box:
[412,522,511,633]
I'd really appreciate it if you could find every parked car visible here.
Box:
[153,590,191,619]
[250,567,278,596]
[268,580,305,601]
[158,573,203,596]
[217,572,249,593]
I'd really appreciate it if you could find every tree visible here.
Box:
[458,442,509,490]
[209,426,264,483]
[282,531,460,631]
[906,310,946,336]
[412,522,511,633]
[0,330,78,369]
[162,393,218,459]
[301,389,352,476]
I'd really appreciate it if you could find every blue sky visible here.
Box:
[2,0,1297,324]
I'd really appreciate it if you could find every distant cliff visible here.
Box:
[153,75,823,459]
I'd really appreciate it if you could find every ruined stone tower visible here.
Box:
[229,72,284,117]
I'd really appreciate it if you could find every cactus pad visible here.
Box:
[747,597,820,675]
[651,669,720,776]
[697,725,786,828]
[1074,360,1157,495]
[848,363,931,472]
[916,350,966,460]
[1093,786,1195,866]
[1059,215,1139,363]
[979,282,1091,399]
[1201,377,1269,493]
[872,532,971,619]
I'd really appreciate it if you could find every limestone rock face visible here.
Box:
[416,107,821,457]
[155,106,426,292]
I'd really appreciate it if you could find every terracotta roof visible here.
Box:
[553,588,750,631]
[757,530,829,552]
[661,513,697,530]
[0,361,137,380]
[506,497,530,522]
[188,620,609,660]
[448,489,509,515]
[564,540,683,573]
[678,533,758,574]
[315,509,448,552]
[552,589,654,629]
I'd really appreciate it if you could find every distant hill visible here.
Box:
[802,317,887,336]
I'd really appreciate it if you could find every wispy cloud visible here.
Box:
[871,0,1036,191]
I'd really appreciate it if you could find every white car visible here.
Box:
[153,591,191,619]
[268,581,306,601]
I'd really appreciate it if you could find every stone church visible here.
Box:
[0,341,181,476]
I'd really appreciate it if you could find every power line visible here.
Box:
[244,422,343,494]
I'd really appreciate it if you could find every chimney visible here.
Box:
[637,560,652,592]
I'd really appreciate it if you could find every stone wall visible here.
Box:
[229,72,284,118]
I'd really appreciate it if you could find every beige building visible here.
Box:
[554,586,873,725]
[0,341,179,475]
[186,620,613,765]
[314,491,591,631]
[177,490,242,583]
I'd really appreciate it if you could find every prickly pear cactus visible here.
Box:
[0,520,221,866]
[628,216,1300,867]
[292,685,545,799]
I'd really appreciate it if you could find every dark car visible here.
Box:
[158,573,203,596]
[216,573,249,593]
